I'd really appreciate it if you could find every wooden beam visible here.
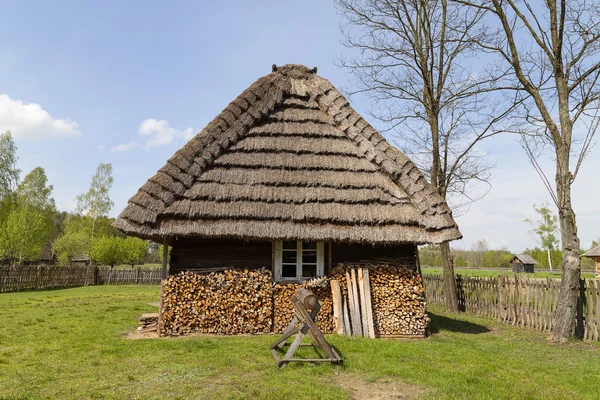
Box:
[330,280,344,335]
[328,242,332,275]
[161,237,169,280]
[357,268,369,338]
[342,294,352,337]
[157,279,165,337]
[362,268,376,339]
[348,269,362,336]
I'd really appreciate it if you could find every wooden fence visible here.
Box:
[0,265,162,293]
[423,274,600,342]
[97,267,162,285]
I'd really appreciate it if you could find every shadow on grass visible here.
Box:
[428,312,490,334]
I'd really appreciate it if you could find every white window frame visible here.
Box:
[273,240,324,281]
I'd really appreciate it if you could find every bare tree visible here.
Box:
[336,0,514,312]
[455,0,600,341]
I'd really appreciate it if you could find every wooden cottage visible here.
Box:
[510,254,537,273]
[114,64,461,337]
[582,245,600,277]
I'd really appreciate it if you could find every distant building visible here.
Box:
[510,254,537,273]
[582,245,600,278]
[71,255,90,267]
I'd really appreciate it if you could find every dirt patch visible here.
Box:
[330,372,428,400]
[122,329,275,340]
[123,330,159,340]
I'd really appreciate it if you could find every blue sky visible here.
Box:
[1,1,598,252]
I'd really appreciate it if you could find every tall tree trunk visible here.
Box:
[547,248,553,273]
[440,241,459,313]
[552,162,581,341]
[429,116,459,313]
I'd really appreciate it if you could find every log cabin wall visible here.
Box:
[169,239,272,275]
[330,243,417,273]
[169,239,417,277]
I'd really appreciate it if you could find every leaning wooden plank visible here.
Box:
[357,268,369,338]
[347,269,362,336]
[330,280,344,335]
[345,270,358,336]
[350,268,363,336]
[342,294,352,337]
[362,268,376,339]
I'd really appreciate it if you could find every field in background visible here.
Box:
[1,286,600,399]
[421,266,597,279]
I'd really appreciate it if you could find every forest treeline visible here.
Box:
[0,131,160,267]
[419,241,598,270]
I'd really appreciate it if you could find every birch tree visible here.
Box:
[76,163,114,261]
[456,0,600,341]
[525,203,560,272]
[336,0,514,312]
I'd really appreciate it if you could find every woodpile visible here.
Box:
[273,278,334,333]
[331,263,428,337]
[138,313,159,333]
[158,263,427,338]
[160,268,273,336]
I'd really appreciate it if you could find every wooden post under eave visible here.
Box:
[328,243,332,275]
[161,237,169,280]
[158,237,170,337]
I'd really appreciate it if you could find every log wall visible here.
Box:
[169,239,272,275]
[330,243,417,271]
[169,238,417,276]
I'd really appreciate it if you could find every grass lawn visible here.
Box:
[422,267,597,279]
[1,286,599,399]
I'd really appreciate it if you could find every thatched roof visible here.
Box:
[512,254,538,265]
[583,245,600,258]
[114,64,461,245]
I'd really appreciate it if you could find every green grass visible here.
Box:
[1,286,600,399]
[422,267,597,279]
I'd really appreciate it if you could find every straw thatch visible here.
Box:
[583,245,600,258]
[114,64,462,245]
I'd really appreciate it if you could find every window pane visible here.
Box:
[303,242,317,250]
[302,251,317,264]
[283,241,297,250]
[282,250,297,264]
[282,264,296,278]
[302,264,316,278]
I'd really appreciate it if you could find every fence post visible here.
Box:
[94,267,99,286]
[136,267,140,285]
[575,278,585,339]
[498,275,505,321]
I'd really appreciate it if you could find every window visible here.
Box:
[273,240,324,281]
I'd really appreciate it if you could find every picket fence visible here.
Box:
[0,265,162,293]
[423,274,600,342]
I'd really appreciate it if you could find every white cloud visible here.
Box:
[97,145,105,151]
[108,119,195,153]
[111,141,136,152]
[139,118,195,148]
[0,94,81,140]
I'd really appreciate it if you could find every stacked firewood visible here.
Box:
[138,313,159,333]
[331,263,428,337]
[273,278,334,333]
[159,263,427,338]
[161,268,273,336]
